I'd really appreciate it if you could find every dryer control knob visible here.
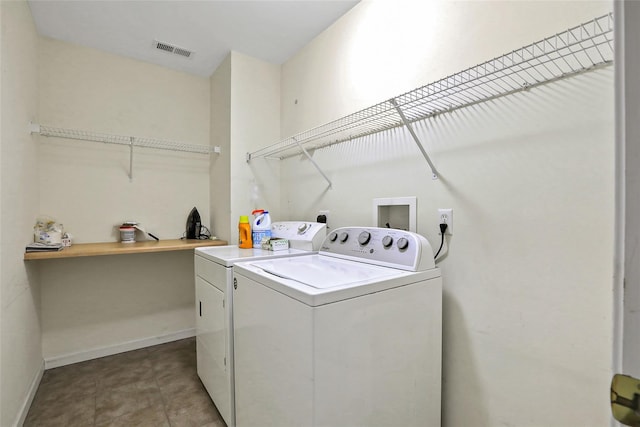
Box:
[298,223,308,233]
[382,236,393,248]
[397,237,409,250]
[339,232,349,243]
[358,231,371,245]
[328,232,338,242]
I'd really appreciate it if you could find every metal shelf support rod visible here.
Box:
[390,98,438,180]
[129,137,134,182]
[293,137,332,188]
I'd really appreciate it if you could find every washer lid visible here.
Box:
[235,255,441,306]
[254,256,400,289]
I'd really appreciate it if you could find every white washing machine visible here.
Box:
[232,226,442,427]
[194,221,326,427]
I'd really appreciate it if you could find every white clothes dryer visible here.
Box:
[232,227,442,427]
[194,221,326,427]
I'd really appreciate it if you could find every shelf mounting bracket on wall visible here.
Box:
[389,98,438,180]
[292,137,332,188]
[128,136,134,182]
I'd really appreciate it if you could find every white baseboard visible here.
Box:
[14,360,44,427]
[44,328,195,369]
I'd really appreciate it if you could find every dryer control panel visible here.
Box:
[319,227,435,271]
[271,221,327,251]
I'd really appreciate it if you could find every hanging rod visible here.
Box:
[247,12,614,167]
[30,123,220,181]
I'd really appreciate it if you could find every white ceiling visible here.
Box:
[27,0,360,77]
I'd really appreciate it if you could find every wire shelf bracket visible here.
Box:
[246,12,614,183]
[293,137,332,188]
[390,98,438,180]
[30,122,220,181]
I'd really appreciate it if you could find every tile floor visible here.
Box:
[24,337,226,427]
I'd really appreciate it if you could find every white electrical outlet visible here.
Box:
[438,208,453,235]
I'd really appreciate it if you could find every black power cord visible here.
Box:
[434,223,448,259]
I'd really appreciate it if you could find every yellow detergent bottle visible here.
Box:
[238,215,252,249]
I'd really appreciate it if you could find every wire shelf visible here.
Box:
[248,13,614,162]
[31,123,218,181]
[35,125,215,155]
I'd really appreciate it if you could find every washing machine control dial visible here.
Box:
[298,223,308,233]
[358,231,371,245]
[397,237,409,250]
[339,232,349,243]
[382,236,393,248]
[328,232,338,242]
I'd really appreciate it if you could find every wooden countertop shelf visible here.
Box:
[24,239,228,260]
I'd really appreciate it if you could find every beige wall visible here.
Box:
[229,52,281,239]
[39,251,196,363]
[210,54,232,241]
[278,2,614,426]
[38,37,211,242]
[0,1,42,425]
[210,51,281,243]
[37,39,211,363]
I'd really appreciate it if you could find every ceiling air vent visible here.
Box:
[173,47,192,58]
[153,40,194,59]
